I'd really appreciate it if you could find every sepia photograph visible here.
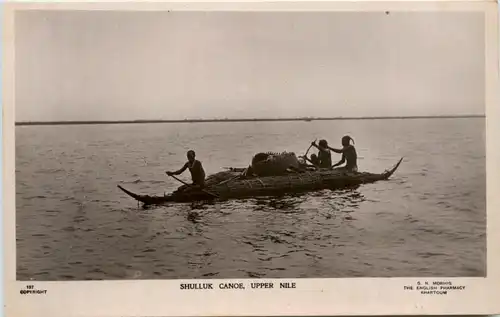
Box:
[3,1,500,316]
[14,7,486,281]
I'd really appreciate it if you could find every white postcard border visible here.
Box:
[3,1,499,317]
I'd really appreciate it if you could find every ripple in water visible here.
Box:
[16,119,486,280]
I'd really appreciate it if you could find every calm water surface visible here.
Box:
[16,118,486,280]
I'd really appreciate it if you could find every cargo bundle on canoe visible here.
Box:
[117,157,404,206]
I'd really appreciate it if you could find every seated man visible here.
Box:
[166,150,206,190]
[309,154,320,166]
[310,139,332,168]
[300,153,320,169]
[328,136,358,172]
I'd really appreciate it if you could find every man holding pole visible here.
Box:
[166,150,206,189]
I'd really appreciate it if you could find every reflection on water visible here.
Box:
[184,187,366,223]
[16,118,486,280]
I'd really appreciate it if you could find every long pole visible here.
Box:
[167,174,220,198]
[304,138,317,158]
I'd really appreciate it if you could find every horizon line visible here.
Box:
[15,114,485,126]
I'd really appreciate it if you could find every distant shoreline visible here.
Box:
[15,115,485,126]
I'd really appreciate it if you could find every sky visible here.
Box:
[15,11,485,121]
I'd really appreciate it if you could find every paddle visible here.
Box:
[167,173,220,198]
[301,138,317,160]
[298,138,319,168]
